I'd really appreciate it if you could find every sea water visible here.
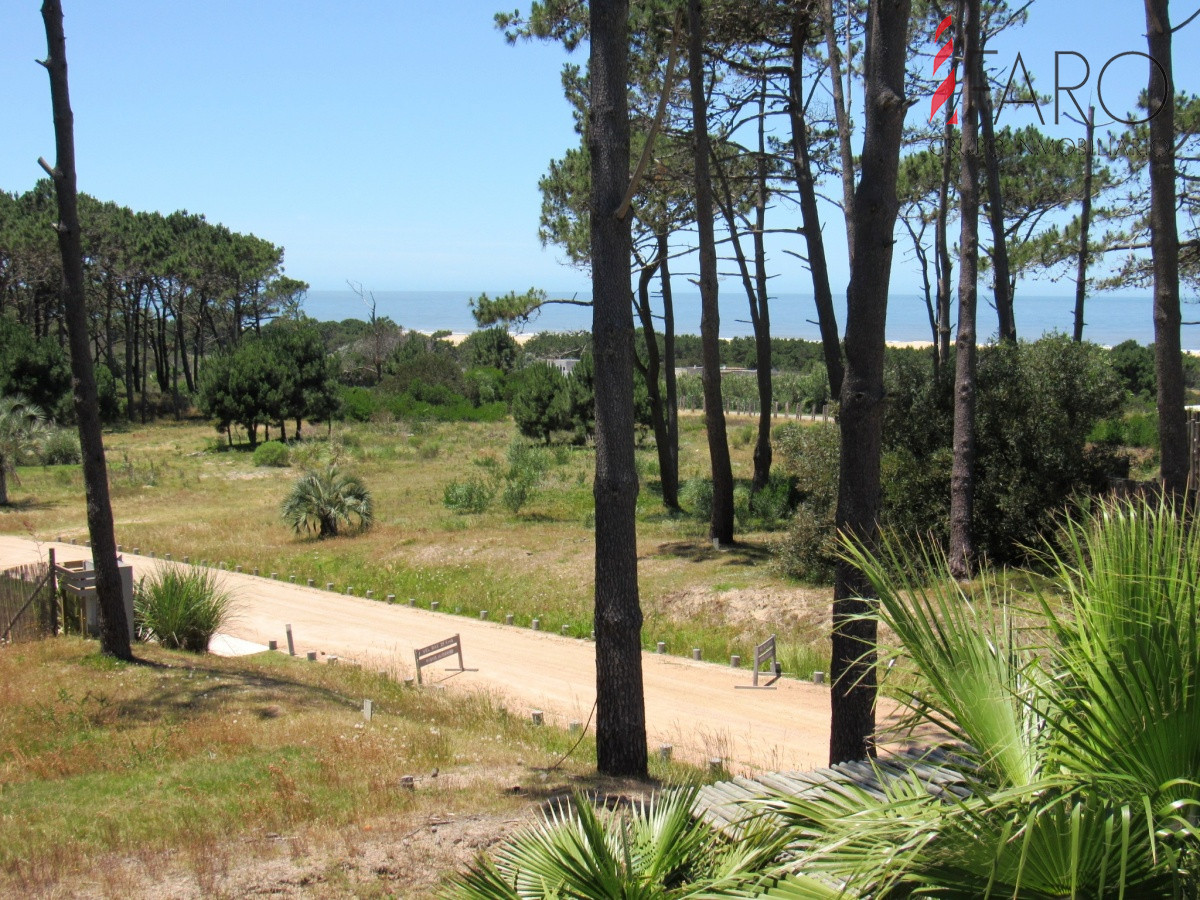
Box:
[303,289,1200,351]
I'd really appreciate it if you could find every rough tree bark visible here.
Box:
[659,232,680,508]
[789,5,845,397]
[949,0,982,580]
[830,0,912,765]
[822,0,857,256]
[39,0,132,660]
[589,0,648,778]
[1143,0,1188,497]
[979,70,1015,342]
[687,0,735,545]
[1073,106,1095,343]
[633,253,679,510]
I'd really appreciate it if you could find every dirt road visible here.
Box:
[1,536,836,773]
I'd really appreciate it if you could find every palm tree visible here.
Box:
[0,395,48,505]
[748,496,1200,898]
[280,465,373,538]
[442,786,795,899]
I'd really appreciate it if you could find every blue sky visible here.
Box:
[1,1,1193,297]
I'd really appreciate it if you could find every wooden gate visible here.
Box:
[0,561,56,644]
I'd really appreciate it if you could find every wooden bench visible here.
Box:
[413,634,467,685]
[735,634,781,689]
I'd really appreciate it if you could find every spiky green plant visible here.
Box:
[442,786,792,899]
[743,497,1200,898]
[0,394,49,505]
[135,566,236,653]
[280,465,373,538]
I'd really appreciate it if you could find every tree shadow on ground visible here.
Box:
[653,540,772,566]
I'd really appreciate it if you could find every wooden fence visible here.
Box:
[0,561,56,644]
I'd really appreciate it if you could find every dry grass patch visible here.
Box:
[1,637,697,897]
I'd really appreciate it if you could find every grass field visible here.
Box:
[0,637,701,896]
[2,414,832,676]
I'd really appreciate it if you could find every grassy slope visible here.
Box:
[0,638,694,896]
[2,415,831,672]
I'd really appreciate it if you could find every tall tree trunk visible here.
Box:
[934,67,957,368]
[687,0,735,546]
[949,0,982,580]
[1073,106,1095,343]
[1144,0,1187,497]
[711,148,771,492]
[822,0,857,255]
[979,73,1014,342]
[590,0,647,779]
[658,232,680,510]
[633,254,678,511]
[39,0,131,661]
[830,0,911,766]
[750,74,773,494]
[789,5,845,398]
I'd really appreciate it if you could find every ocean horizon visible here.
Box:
[302,289,1200,352]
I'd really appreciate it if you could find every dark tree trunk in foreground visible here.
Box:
[830,0,911,766]
[1073,106,1095,343]
[687,0,734,545]
[39,0,131,661]
[949,0,982,580]
[789,5,844,398]
[590,0,647,778]
[1144,0,1188,497]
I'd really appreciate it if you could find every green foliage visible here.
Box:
[442,477,495,514]
[0,394,49,504]
[38,428,81,466]
[280,466,373,538]
[773,422,840,582]
[1108,339,1157,397]
[0,317,71,415]
[460,327,521,373]
[339,386,377,423]
[134,567,234,653]
[679,477,714,523]
[766,498,1200,897]
[875,336,1125,565]
[252,441,290,468]
[500,438,550,514]
[1090,409,1159,448]
[442,786,789,899]
[510,363,568,443]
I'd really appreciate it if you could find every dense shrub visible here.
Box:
[135,567,235,653]
[339,386,378,422]
[679,477,714,522]
[253,440,290,467]
[501,438,551,514]
[443,477,495,513]
[511,363,569,443]
[39,428,81,466]
[460,327,521,373]
[774,422,839,581]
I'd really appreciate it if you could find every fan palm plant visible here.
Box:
[280,465,373,538]
[0,394,49,505]
[744,496,1200,898]
[442,786,796,899]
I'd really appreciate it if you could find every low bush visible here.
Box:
[679,477,714,522]
[135,567,235,653]
[252,440,290,467]
[443,477,495,513]
[500,438,551,514]
[39,428,81,465]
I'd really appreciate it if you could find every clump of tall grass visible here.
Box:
[135,567,236,652]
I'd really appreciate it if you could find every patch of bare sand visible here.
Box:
[649,584,830,636]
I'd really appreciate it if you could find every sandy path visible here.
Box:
[1,536,835,773]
